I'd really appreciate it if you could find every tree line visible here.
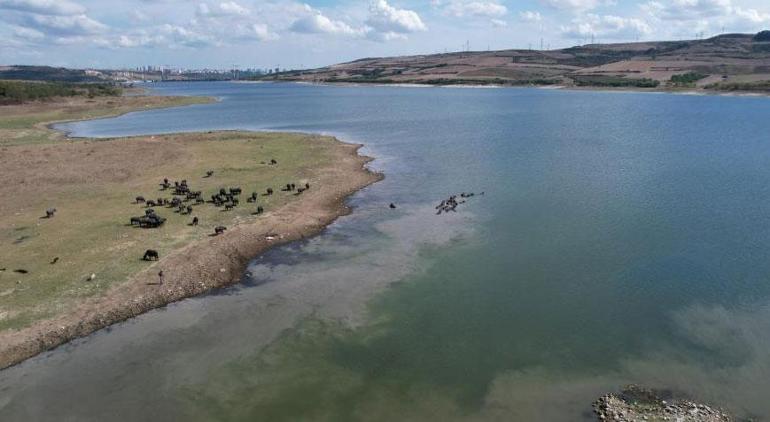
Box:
[0,80,122,105]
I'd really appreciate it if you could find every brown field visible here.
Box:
[268,33,770,91]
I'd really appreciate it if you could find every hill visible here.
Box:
[0,65,107,82]
[264,32,770,92]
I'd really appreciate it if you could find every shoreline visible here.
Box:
[43,95,218,139]
[0,95,383,370]
[262,79,770,98]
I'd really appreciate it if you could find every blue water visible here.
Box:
[3,82,770,421]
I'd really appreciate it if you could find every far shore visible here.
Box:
[0,94,382,369]
[257,78,770,98]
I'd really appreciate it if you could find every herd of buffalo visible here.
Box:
[29,167,483,278]
[131,174,310,262]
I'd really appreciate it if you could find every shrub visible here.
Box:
[669,72,708,86]
[754,31,770,42]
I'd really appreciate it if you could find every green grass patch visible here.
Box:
[0,95,213,147]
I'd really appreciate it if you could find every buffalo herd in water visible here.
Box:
[434,192,483,215]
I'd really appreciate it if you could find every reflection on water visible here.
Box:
[3,83,770,421]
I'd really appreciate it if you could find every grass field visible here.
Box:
[0,96,345,332]
[0,94,212,147]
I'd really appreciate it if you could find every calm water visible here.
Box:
[3,83,770,421]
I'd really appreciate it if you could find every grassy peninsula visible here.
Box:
[0,93,380,368]
[0,91,212,146]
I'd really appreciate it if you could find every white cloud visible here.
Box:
[288,2,424,42]
[113,21,273,50]
[290,6,364,37]
[197,3,211,16]
[366,31,408,42]
[159,23,216,48]
[0,0,85,16]
[219,1,249,16]
[491,18,507,27]
[0,0,108,43]
[561,13,652,40]
[169,1,276,46]
[197,1,250,17]
[445,1,507,18]
[116,32,164,48]
[519,10,543,22]
[734,7,770,24]
[640,0,770,37]
[130,10,149,23]
[366,0,427,34]
[13,25,44,41]
[228,22,278,41]
[26,13,108,36]
[642,0,731,21]
[249,23,278,41]
[539,0,609,12]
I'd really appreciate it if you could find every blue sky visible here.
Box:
[1,0,769,69]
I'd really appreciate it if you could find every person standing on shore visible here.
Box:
[158,270,164,285]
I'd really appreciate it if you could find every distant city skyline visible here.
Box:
[1,0,770,69]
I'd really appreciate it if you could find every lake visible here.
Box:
[3,82,770,421]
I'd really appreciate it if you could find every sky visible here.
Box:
[1,0,770,70]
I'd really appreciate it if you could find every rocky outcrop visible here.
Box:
[593,385,733,422]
